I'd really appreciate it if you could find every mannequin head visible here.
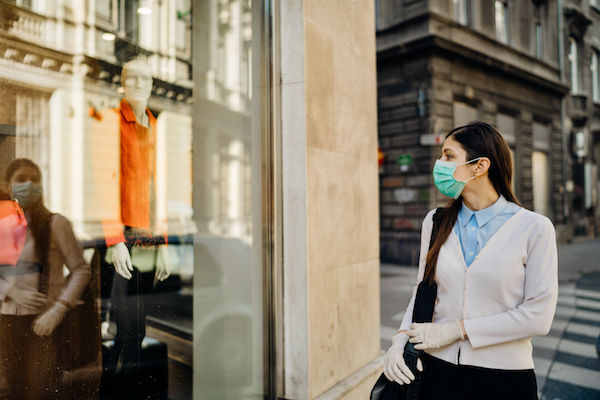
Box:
[121,59,153,108]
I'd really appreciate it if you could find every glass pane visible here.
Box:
[0,1,267,399]
[569,38,579,93]
[592,51,599,103]
[495,1,508,44]
[453,0,468,25]
[532,151,549,216]
[453,102,477,127]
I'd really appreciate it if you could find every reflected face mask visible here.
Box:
[432,158,481,199]
[12,181,42,208]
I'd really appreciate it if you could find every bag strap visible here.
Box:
[411,207,443,324]
[37,213,55,295]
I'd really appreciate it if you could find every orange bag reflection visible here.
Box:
[0,191,27,265]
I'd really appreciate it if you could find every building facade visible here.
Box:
[563,0,600,236]
[376,0,574,266]
[0,0,381,399]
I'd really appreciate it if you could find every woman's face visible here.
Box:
[9,166,42,208]
[440,135,475,182]
[9,166,41,189]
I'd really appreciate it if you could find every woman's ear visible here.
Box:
[474,157,491,176]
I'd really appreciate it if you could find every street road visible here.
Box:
[380,237,600,400]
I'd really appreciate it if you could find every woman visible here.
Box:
[0,158,91,399]
[383,121,558,399]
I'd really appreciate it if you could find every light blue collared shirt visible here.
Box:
[454,195,521,267]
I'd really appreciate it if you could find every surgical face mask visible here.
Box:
[11,181,42,208]
[432,157,481,199]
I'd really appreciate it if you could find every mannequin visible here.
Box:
[89,59,170,398]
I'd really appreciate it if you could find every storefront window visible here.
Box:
[0,0,270,399]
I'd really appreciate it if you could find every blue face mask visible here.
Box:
[12,181,42,208]
[432,158,481,199]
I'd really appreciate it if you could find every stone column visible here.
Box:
[280,1,382,399]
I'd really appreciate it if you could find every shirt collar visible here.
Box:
[120,99,154,124]
[459,195,507,228]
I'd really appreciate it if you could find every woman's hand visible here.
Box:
[7,285,46,311]
[407,320,466,350]
[32,301,68,336]
[383,332,423,385]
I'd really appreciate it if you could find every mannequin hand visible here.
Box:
[408,320,465,350]
[155,246,171,282]
[7,285,46,311]
[383,332,423,385]
[33,301,68,336]
[112,242,133,279]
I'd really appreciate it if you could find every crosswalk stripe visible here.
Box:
[575,298,600,311]
[574,309,600,323]
[565,321,600,339]
[557,338,600,359]
[546,361,600,391]
[533,335,561,352]
[575,289,600,301]
[554,305,576,319]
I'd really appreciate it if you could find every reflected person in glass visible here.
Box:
[0,158,92,400]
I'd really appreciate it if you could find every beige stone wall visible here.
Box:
[304,0,380,398]
[280,0,380,398]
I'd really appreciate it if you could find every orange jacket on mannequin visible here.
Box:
[89,99,167,246]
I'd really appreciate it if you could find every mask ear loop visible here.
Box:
[457,156,483,167]
[460,157,491,183]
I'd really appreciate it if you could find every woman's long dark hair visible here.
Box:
[423,121,521,285]
[5,158,53,264]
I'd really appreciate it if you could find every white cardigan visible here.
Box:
[399,207,558,370]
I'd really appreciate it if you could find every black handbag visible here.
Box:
[370,209,441,400]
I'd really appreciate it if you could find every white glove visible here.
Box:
[408,320,465,350]
[383,332,423,385]
[154,246,171,282]
[32,301,68,336]
[7,285,46,311]
[112,242,133,280]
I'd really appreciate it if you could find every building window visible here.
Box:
[496,113,517,193]
[12,0,33,9]
[495,0,509,44]
[568,37,579,93]
[453,101,477,126]
[532,123,551,217]
[118,0,139,42]
[592,49,600,103]
[533,4,542,59]
[453,0,469,26]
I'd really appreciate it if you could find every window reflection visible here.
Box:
[0,0,266,399]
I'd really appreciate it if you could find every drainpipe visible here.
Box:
[558,0,570,230]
